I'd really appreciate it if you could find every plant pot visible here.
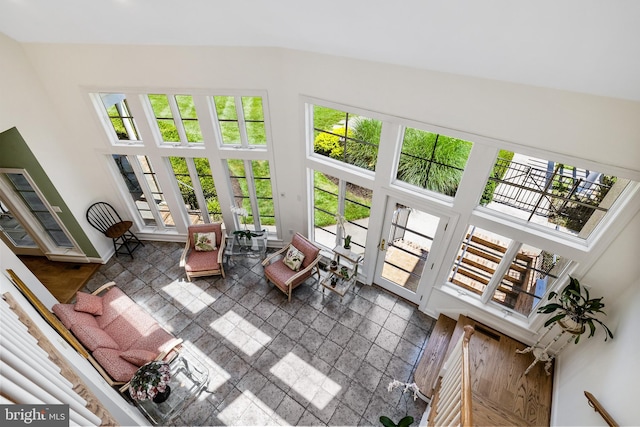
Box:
[329,261,338,271]
[153,386,171,404]
[558,318,586,335]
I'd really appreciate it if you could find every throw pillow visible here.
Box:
[194,232,217,251]
[283,245,305,271]
[74,292,103,316]
[120,349,158,367]
[71,324,120,351]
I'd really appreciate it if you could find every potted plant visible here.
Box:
[230,205,260,247]
[129,361,172,403]
[537,276,614,344]
[343,235,352,250]
[380,380,420,427]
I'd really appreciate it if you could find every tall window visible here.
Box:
[95,90,275,235]
[112,155,174,228]
[0,171,76,250]
[168,157,222,224]
[227,159,275,233]
[395,127,473,198]
[312,106,381,172]
[312,171,371,254]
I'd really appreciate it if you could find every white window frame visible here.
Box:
[303,96,640,327]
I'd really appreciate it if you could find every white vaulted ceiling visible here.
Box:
[1,0,639,101]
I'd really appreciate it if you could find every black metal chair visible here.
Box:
[86,202,143,258]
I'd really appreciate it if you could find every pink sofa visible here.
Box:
[52,282,182,386]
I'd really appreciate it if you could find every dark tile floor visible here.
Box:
[84,241,434,426]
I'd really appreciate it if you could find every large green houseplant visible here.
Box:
[537,276,614,344]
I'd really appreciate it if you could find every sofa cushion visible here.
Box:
[120,349,158,367]
[97,287,137,329]
[137,326,177,355]
[74,292,103,315]
[194,232,217,251]
[71,324,120,351]
[102,315,148,351]
[93,348,139,383]
[53,303,99,330]
[283,245,305,271]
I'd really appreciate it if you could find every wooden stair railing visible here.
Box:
[428,325,475,427]
[585,391,619,427]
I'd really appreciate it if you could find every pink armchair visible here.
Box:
[262,232,322,301]
[180,223,226,281]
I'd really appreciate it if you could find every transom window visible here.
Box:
[481,152,635,238]
[395,126,473,198]
[99,93,140,142]
[148,94,204,145]
[214,96,267,147]
[312,106,381,172]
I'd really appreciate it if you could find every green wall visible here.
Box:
[0,127,99,258]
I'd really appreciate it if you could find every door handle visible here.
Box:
[379,239,386,251]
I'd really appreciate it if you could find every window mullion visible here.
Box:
[236,96,249,148]
[126,94,158,144]
[168,95,189,146]
[244,160,260,229]
[186,158,210,223]
[481,241,522,304]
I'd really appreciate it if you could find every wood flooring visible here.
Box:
[414,314,554,426]
[18,256,102,303]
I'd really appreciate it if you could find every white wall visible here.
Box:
[552,279,640,426]
[0,33,114,257]
[2,34,640,424]
[551,209,640,426]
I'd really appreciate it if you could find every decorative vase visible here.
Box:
[153,386,171,404]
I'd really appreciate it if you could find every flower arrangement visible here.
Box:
[129,361,171,401]
[380,380,420,427]
[230,205,259,240]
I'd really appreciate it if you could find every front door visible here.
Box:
[0,199,43,256]
[373,199,448,304]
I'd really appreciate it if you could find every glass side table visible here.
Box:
[224,229,268,262]
[135,351,209,425]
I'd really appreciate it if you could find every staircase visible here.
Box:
[414,315,554,426]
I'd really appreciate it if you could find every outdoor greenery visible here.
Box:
[109,97,517,231]
[313,171,370,227]
[549,170,617,233]
[397,127,472,196]
[480,150,515,205]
